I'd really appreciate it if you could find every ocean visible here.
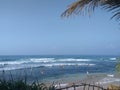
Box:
[0,55,119,83]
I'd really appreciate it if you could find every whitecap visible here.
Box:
[110,58,116,60]
[0,60,31,65]
[57,58,91,62]
[42,63,95,67]
[96,77,120,84]
[30,58,55,63]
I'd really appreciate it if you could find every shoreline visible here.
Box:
[43,73,120,89]
[0,69,120,89]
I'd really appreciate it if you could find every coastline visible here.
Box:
[43,73,120,89]
[0,55,118,89]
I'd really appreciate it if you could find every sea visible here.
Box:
[0,55,119,83]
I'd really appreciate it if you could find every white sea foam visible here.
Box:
[30,58,91,63]
[0,58,55,65]
[0,58,92,66]
[110,58,116,60]
[0,60,30,65]
[96,77,120,84]
[107,74,114,77]
[58,59,91,62]
[30,58,55,63]
[0,62,95,71]
[0,64,41,71]
[0,57,95,71]
[42,63,95,67]
[55,83,68,88]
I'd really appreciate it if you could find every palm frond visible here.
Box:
[62,0,120,20]
[102,0,120,20]
[61,0,102,17]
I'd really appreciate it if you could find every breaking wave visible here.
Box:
[0,58,94,71]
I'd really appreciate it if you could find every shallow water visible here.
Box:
[0,55,118,83]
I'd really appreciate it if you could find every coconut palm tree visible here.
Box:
[62,0,120,20]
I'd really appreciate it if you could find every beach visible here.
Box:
[52,73,120,90]
[0,55,119,89]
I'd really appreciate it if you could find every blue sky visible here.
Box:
[0,0,120,55]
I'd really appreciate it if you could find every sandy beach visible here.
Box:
[51,73,120,90]
[0,55,118,90]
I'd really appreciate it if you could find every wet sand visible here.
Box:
[50,73,120,90]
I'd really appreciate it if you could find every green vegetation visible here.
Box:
[0,71,55,90]
[0,79,49,90]
[0,79,56,90]
[116,58,120,74]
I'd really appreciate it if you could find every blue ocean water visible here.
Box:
[0,55,118,82]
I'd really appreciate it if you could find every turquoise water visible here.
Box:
[0,55,118,82]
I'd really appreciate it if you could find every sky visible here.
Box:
[0,0,120,55]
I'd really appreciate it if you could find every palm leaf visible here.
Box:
[102,0,120,20]
[62,0,102,17]
[62,0,120,20]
